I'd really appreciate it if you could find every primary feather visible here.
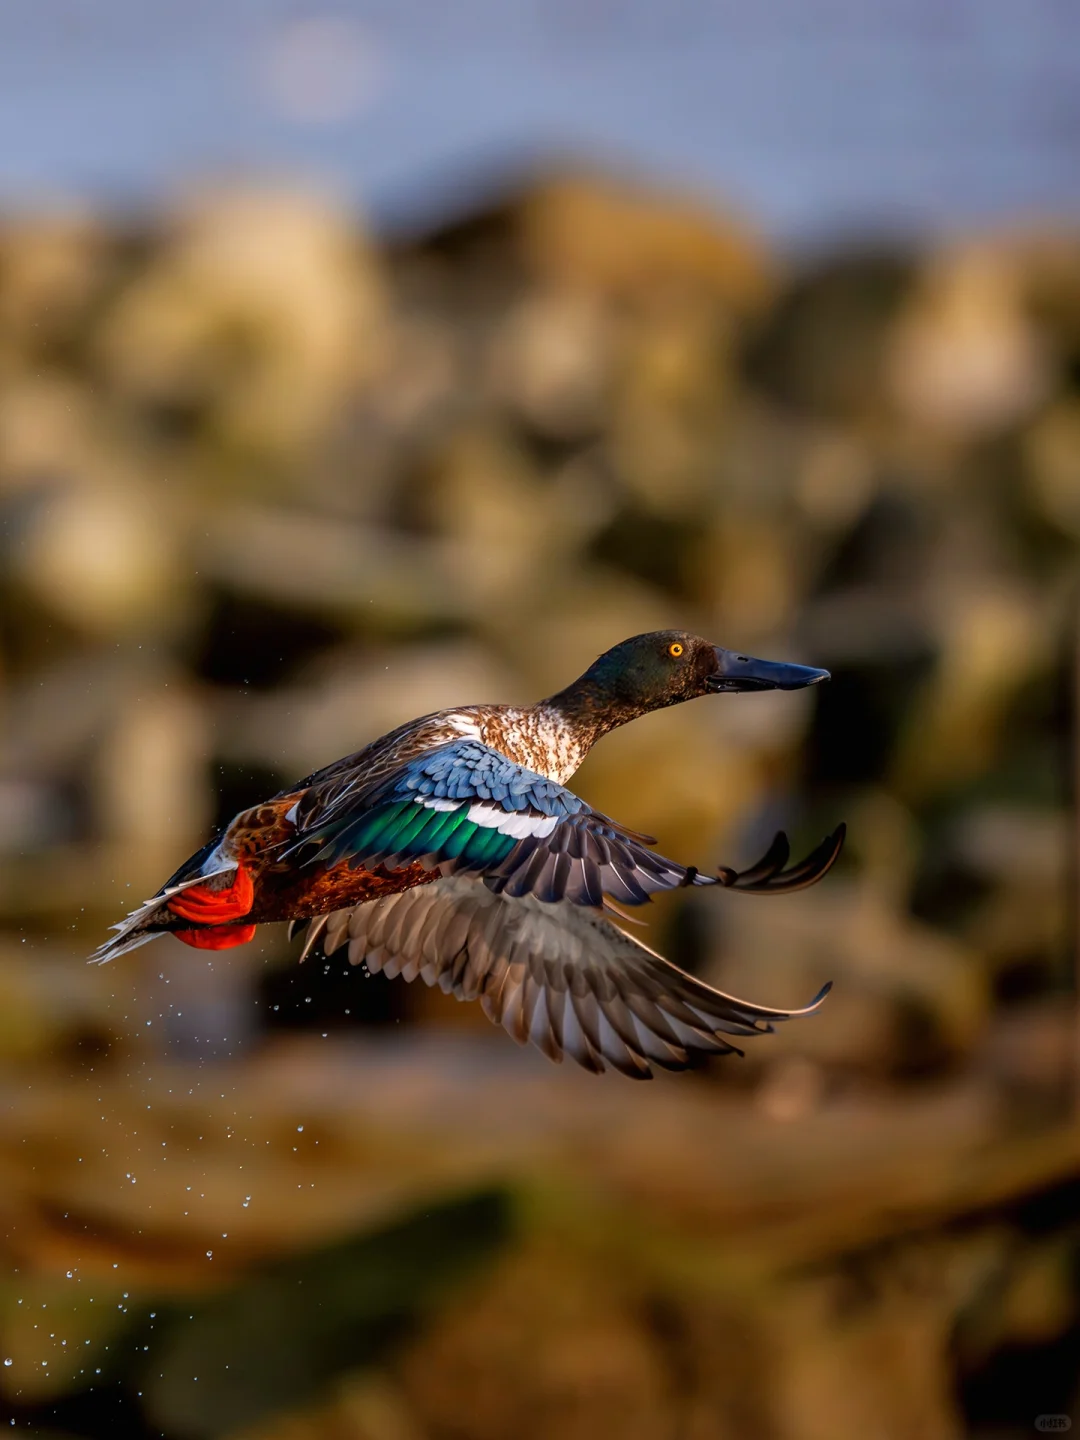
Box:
[307,877,831,1078]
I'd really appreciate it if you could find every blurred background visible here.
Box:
[1,3,1079,1437]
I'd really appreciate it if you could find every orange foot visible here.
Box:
[167,864,255,925]
[174,923,257,950]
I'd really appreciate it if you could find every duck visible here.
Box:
[93,631,844,1077]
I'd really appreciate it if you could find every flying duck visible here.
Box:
[93,632,844,1077]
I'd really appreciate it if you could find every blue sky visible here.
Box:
[1,0,1078,242]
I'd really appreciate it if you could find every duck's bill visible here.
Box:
[707,648,830,693]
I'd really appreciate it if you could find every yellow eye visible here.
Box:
[668,642,684,658]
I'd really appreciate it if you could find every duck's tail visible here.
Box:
[89,866,240,965]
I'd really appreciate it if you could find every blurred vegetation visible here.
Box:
[4,1188,510,1440]
[0,172,1078,1438]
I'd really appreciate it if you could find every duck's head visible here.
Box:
[552,631,829,727]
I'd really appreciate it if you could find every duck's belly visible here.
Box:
[214,796,441,923]
[244,858,440,924]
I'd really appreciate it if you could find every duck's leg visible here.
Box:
[167,863,257,948]
[173,922,258,950]
[166,863,255,924]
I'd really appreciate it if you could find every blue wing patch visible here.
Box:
[287,739,702,907]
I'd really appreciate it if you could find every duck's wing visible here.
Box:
[297,877,830,1078]
[278,738,717,908]
[714,824,846,895]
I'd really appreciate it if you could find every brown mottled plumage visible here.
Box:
[93,631,844,1077]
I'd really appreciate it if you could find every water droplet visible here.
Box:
[3,1358,11,1367]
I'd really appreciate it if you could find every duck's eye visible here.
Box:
[668,642,684,658]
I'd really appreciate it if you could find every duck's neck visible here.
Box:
[471,675,637,785]
[543,675,628,748]
[523,674,649,782]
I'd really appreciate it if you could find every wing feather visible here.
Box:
[311,877,829,1078]
[278,739,710,912]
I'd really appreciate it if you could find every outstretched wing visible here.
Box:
[280,738,714,908]
[295,877,831,1079]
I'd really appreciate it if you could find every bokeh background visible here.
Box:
[1,4,1079,1438]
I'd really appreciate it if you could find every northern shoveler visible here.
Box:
[93,632,844,1077]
